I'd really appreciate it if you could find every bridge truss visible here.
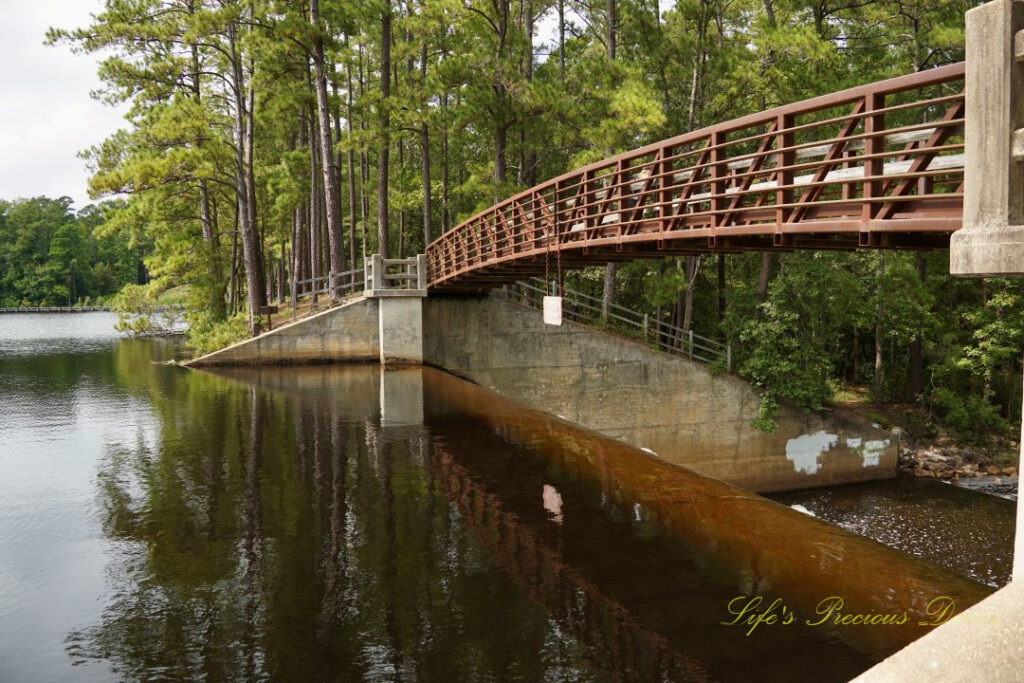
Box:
[426,63,966,291]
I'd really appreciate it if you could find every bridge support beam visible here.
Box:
[951,0,1024,585]
[950,0,1024,277]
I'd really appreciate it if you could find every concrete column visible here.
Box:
[378,297,424,365]
[416,254,428,290]
[949,0,1024,276]
[951,0,1024,583]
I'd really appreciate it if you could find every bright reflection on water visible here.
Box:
[0,313,1006,682]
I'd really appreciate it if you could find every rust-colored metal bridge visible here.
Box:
[426,63,966,291]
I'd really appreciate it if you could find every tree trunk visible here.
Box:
[757,252,771,302]
[229,203,240,315]
[188,36,224,319]
[874,252,885,405]
[377,4,392,258]
[683,256,697,332]
[601,0,618,317]
[296,110,310,292]
[245,53,265,309]
[717,253,726,339]
[398,137,405,257]
[607,0,616,59]
[228,23,264,334]
[441,89,450,233]
[309,102,322,301]
[310,0,344,283]
[494,118,507,193]
[910,252,926,402]
[558,0,565,77]
[602,263,617,318]
[420,41,432,245]
[358,46,370,257]
[345,55,359,270]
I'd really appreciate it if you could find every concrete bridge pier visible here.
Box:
[365,254,427,365]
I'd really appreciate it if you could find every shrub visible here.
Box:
[186,310,249,356]
[930,388,1009,442]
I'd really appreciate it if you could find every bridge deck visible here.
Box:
[427,63,966,290]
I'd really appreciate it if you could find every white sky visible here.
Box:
[0,0,127,211]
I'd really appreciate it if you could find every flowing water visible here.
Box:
[0,313,1009,682]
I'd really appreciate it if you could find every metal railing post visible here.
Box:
[688,329,694,359]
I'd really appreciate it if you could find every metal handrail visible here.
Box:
[506,277,731,369]
[427,63,966,289]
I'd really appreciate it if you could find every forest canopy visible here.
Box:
[0,196,146,307]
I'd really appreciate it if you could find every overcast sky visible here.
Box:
[0,1,126,211]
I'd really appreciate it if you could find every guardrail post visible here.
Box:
[688,329,694,359]
[643,313,649,342]
[290,279,296,314]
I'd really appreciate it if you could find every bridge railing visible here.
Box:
[365,254,428,296]
[427,63,966,288]
[505,277,731,369]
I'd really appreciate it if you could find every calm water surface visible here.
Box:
[0,313,1008,682]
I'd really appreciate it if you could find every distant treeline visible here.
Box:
[0,196,148,307]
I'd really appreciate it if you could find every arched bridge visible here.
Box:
[426,63,966,291]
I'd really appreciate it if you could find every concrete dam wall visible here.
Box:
[186,292,897,492]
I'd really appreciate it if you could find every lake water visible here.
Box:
[0,313,1009,682]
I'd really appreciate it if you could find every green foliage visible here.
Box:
[185,311,250,356]
[0,197,142,306]
[110,283,184,337]
[930,388,1009,442]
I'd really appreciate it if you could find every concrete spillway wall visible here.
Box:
[187,292,896,492]
[423,293,896,493]
[187,297,380,366]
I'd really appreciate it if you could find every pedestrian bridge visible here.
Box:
[426,63,967,290]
